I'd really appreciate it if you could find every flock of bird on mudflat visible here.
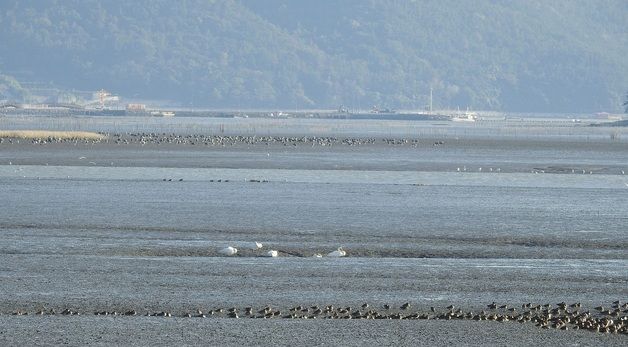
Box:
[0,133,441,147]
[3,134,626,337]
[7,242,625,336]
[7,301,627,335]
[4,133,626,176]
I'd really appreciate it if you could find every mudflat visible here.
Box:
[1,120,627,345]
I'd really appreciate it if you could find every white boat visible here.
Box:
[150,110,175,117]
[452,112,478,122]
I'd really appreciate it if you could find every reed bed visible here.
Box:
[0,130,106,140]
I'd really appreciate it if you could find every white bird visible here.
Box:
[219,246,238,256]
[327,247,346,257]
[251,242,263,250]
[266,250,278,257]
[312,253,323,258]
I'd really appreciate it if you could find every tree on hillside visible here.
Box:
[624,92,628,113]
[0,74,31,102]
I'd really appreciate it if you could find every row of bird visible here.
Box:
[104,133,428,148]
[0,132,443,148]
[219,243,346,258]
[8,301,626,335]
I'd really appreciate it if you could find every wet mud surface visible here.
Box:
[1,128,627,345]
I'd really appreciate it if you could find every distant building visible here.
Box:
[126,103,147,112]
[596,112,624,121]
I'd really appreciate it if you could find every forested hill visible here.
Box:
[1,0,627,113]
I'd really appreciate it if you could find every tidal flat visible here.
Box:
[0,117,627,345]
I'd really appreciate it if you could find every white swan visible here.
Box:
[220,246,238,256]
[266,250,278,257]
[327,247,346,257]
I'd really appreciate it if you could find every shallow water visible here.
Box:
[2,165,628,189]
[1,174,626,243]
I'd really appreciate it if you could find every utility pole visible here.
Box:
[429,87,433,113]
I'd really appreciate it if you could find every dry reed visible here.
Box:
[0,130,106,140]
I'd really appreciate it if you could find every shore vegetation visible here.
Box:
[0,130,106,140]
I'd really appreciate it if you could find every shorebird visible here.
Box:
[266,250,278,257]
[327,247,346,257]
[220,246,238,256]
[251,242,263,250]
